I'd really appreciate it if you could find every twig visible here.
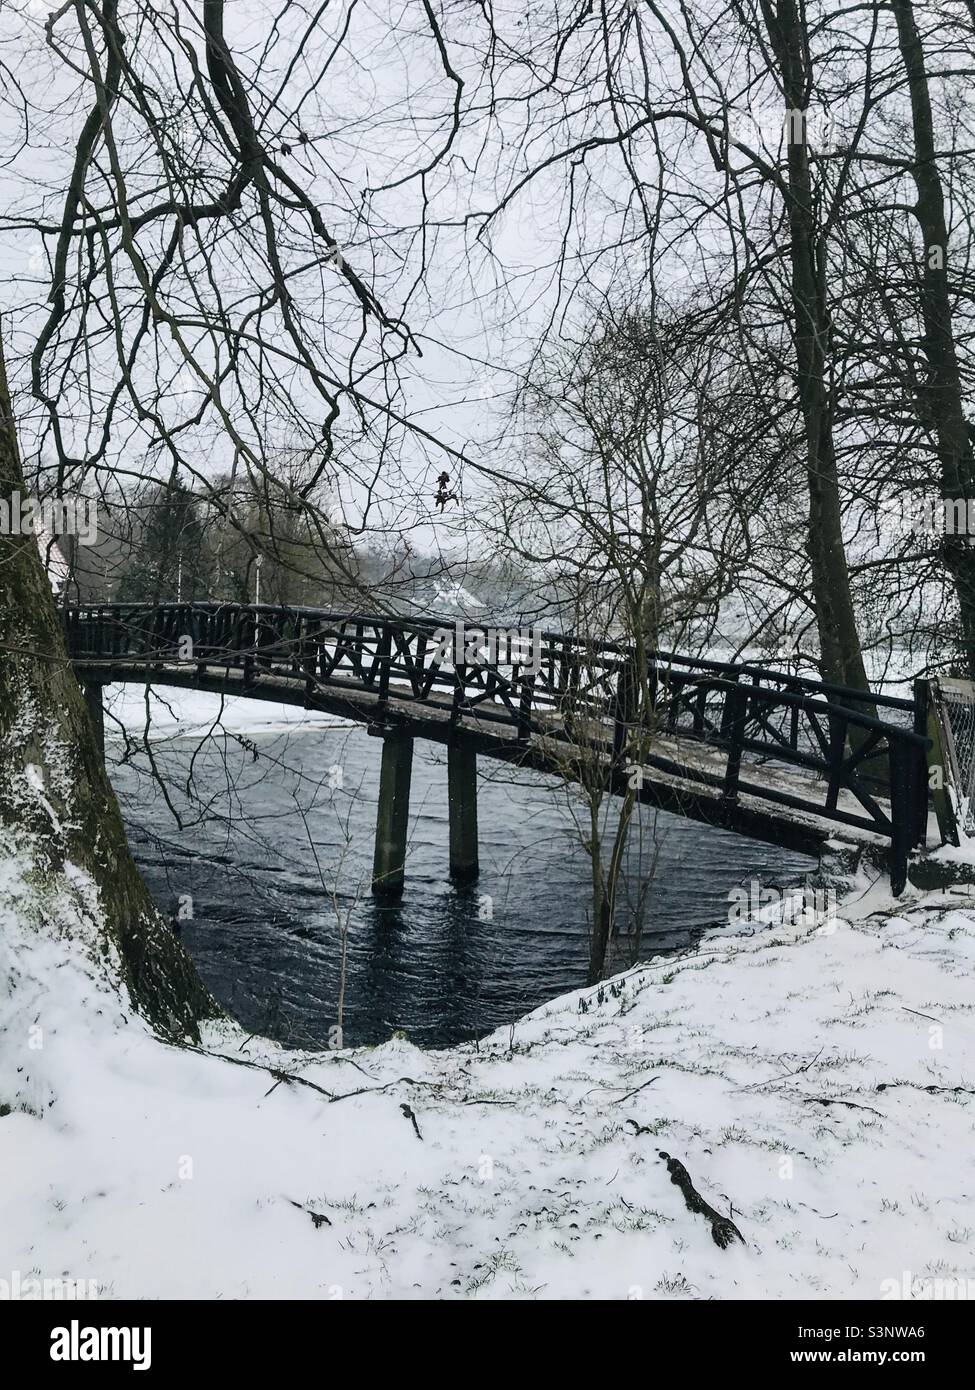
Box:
[172,1042,334,1098]
[400,1103,423,1140]
[612,1074,660,1104]
[746,1046,824,1088]
[609,1073,662,1106]
[801,1095,885,1117]
[288,1199,331,1229]
[327,1075,443,1104]
[876,1081,975,1096]
[625,1118,654,1136]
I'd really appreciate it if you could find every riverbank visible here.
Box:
[102,682,353,741]
[3,842,975,1300]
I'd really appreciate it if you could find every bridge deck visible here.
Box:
[65,604,936,892]
[76,658,916,862]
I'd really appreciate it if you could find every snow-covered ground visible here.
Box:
[102,683,351,740]
[3,842,975,1300]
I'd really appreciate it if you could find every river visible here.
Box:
[110,719,814,1048]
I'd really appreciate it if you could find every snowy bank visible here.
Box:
[102,683,351,741]
[3,857,975,1300]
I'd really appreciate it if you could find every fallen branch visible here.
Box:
[173,1042,335,1099]
[327,1075,443,1104]
[658,1151,745,1249]
[801,1095,885,1117]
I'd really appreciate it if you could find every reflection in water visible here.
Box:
[110,723,815,1048]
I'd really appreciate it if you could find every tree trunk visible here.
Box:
[588,896,612,986]
[760,0,872,693]
[0,341,213,1038]
[891,0,975,677]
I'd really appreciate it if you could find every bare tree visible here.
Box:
[0,1,487,1023]
[491,302,751,978]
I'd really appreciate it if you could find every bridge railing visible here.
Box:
[63,601,914,715]
[65,602,930,889]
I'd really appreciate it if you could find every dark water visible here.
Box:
[110,722,814,1048]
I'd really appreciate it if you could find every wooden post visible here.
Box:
[82,680,105,760]
[375,623,392,713]
[825,708,847,814]
[888,736,915,894]
[516,671,534,742]
[721,681,747,801]
[922,678,959,847]
[613,655,636,767]
[447,741,478,882]
[372,728,414,896]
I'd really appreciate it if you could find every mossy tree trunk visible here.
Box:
[0,342,213,1038]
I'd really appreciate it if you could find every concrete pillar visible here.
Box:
[82,680,105,760]
[372,729,414,896]
[447,741,479,882]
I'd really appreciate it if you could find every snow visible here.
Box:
[428,581,486,612]
[37,525,69,598]
[102,683,353,741]
[3,837,975,1300]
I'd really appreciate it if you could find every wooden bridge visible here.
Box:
[64,602,945,896]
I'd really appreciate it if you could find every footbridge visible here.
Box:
[64,602,951,896]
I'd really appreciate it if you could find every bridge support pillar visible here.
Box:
[372,729,414,897]
[447,742,479,883]
[82,681,105,760]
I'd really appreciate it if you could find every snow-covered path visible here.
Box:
[3,865,975,1300]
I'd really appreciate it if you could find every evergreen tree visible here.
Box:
[117,475,210,604]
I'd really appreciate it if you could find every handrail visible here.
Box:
[695,679,929,746]
[62,602,914,709]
